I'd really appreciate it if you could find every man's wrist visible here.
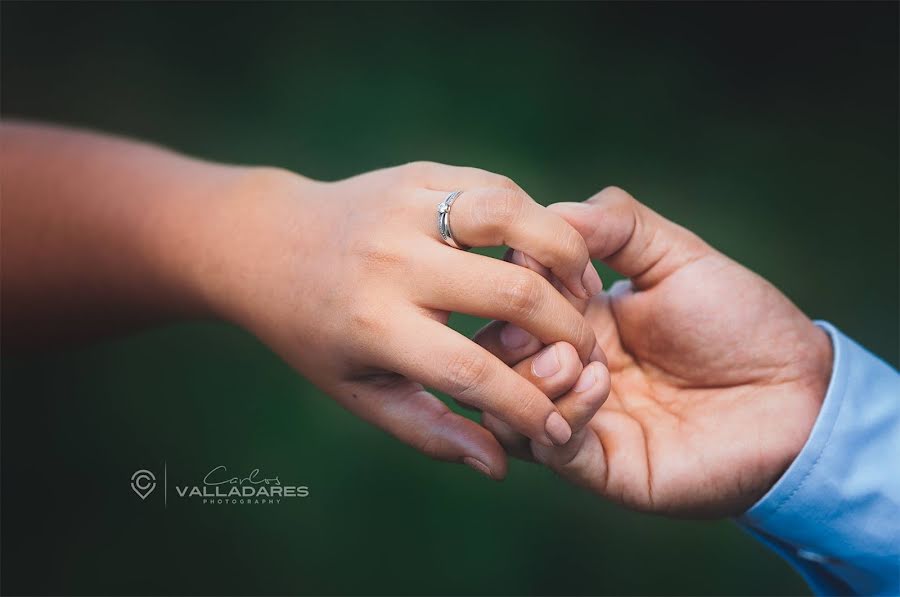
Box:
[738,323,900,595]
[740,321,835,515]
[786,322,834,460]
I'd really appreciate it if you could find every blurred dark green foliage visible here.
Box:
[2,2,896,595]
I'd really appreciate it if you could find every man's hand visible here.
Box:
[475,187,833,517]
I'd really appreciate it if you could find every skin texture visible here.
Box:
[475,187,834,517]
[1,122,610,481]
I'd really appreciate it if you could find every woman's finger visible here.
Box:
[335,376,508,480]
[416,250,598,363]
[474,317,610,366]
[507,248,593,313]
[373,315,575,447]
[482,359,610,462]
[482,412,534,462]
[471,250,606,365]
[475,320,609,366]
[472,319,543,366]
[453,340,583,412]
[416,187,603,300]
[400,161,512,190]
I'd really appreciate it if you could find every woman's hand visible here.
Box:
[192,162,608,479]
[1,124,608,480]
[475,187,833,515]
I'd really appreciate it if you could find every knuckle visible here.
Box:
[443,351,491,398]
[501,271,544,319]
[507,389,542,425]
[479,188,528,230]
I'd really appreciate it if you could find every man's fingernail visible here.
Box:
[500,324,532,349]
[545,412,572,446]
[574,363,597,392]
[582,262,603,296]
[463,456,493,479]
[532,345,560,378]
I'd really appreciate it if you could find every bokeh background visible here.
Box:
[2,2,897,595]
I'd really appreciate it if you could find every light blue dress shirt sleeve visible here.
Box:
[737,322,900,596]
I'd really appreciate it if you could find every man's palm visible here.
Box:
[519,188,831,517]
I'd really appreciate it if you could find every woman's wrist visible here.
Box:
[157,164,324,330]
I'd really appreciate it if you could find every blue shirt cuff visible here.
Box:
[737,321,900,595]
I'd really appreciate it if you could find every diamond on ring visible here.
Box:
[437,190,465,249]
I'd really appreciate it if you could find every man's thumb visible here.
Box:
[548,186,709,289]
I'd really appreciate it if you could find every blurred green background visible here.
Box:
[2,2,897,595]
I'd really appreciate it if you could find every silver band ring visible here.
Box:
[437,190,466,249]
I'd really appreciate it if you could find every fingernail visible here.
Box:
[500,324,532,349]
[574,363,597,392]
[532,345,560,378]
[582,262,603,296]
[545,411,572,446]
[463,456,493,479]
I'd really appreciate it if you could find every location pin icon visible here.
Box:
[131,469,156,500]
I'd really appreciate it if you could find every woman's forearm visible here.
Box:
[1,121,610,474]
[0,121,289,349]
